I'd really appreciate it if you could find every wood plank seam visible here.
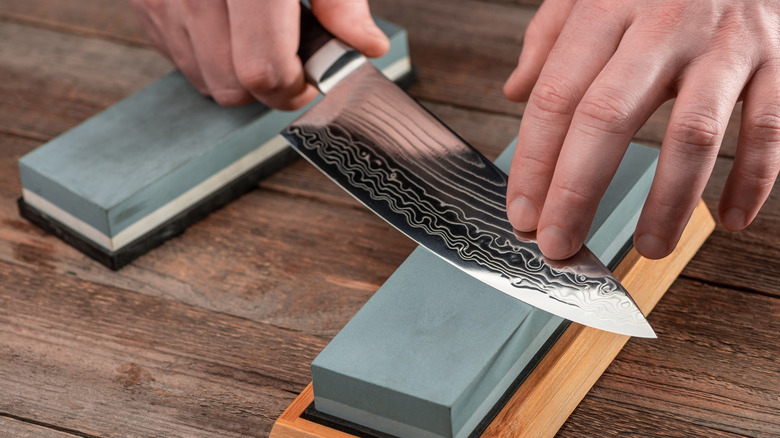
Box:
[0,413,99,438]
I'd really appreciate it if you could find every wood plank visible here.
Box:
[689,156,780,299]
[0,20,170,139]
[0,417,81,438]
[0,258,326,438]
[0,0,149,46]
[564,278,780,437]
[558,401,748,438]
[371,0,530,114]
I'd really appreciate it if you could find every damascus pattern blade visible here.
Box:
[282,63,655,338]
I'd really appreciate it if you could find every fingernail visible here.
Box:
[538,226,573,260]
[636,233,669,259]
[721,207,746,231]
[508,197,539,231]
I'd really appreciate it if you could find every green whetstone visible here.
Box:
[17,18,413,270]
[309,141,659,438]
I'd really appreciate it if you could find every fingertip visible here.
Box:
[719,207,747,232]
[312,0,389,58]
[360,21,390,58]
[507,196,540,231]
[635,233,671,260]
[538,225,576,260]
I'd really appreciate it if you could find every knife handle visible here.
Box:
[297,4,334,65]
[298,2,367,93]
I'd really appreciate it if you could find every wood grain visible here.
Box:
[0,258,325,437]
[565,279,780,437]
[0,0,149,46]
[0,417,81,438]
[0,21,169,140]
[0,1,777,437]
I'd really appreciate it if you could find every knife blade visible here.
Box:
[282,4,656,338]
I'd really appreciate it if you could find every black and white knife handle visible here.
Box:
[298,3,367,93]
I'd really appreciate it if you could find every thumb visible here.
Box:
[310,0,390,58]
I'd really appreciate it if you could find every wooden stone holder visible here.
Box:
[270,199,715,438]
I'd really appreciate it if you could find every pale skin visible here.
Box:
[126,0,390,109]
[129,0,780,260]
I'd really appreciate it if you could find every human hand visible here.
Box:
[503,0,780,260]
[127,0,389,110]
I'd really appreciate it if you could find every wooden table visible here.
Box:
[0,1,777,437]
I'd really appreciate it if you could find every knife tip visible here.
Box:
[624,321,657,339]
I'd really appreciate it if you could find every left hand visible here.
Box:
[503,0,780,260]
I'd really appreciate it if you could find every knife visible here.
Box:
[282,4,656,338]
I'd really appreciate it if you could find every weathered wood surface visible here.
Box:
[0,1,777,437]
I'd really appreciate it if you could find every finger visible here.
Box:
[636,61,751,259]
[719,62,780,231]
[227,0,318,110]
[184,1,253,106]
[535,31,676,260]
[506,2,628,233]
[311,0,390,58]
[504,0,577,102]
[150,2,207,94]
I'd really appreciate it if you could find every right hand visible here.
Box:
[127,0,390,110]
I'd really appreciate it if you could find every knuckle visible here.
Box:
[551,179,595,207]
[514,150,556,175]
[734,152,780,191]
[530,76,580,117]
[211,89,252,107]
[668,111,723,150]
[739,166,779,191]
[747,112,780,144]
[235,62,286,94]
[143,0,167,13]
[576,91,634,135]
[650,187,692,219]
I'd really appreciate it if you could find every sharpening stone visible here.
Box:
[310,141,659,438]
[17,17,414,270]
